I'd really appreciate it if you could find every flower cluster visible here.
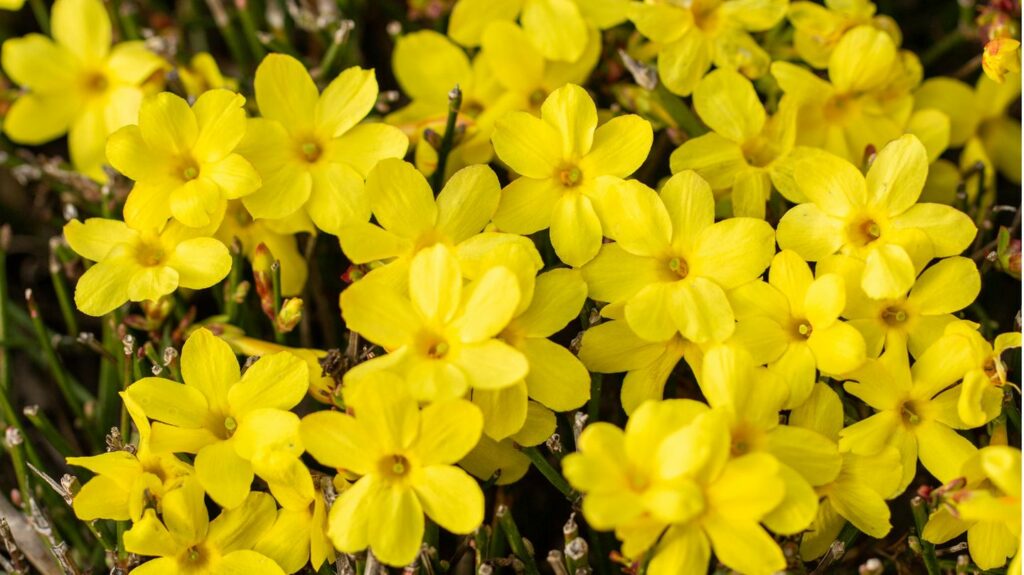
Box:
[0,0,1019,573]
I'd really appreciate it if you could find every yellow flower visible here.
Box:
[0,0,164,180]
[238,54,408,235]
[300,379,485,566]
[983,37,1022,84]
[340,244,529,401]
[787,0,900,68]
[124,478,285,574]
[628,0,788,96]
[670,69,797,218]
[64,218,231,316]
[447,0,622,62]
[107,89,260,230]
[915,72,1022,185]
[942,320,1021,428]
[124,328,309,509]
[922,446,1021,571]
[490,83,653,267]
[771,26,918,164]
[562,399,788,575]
[337,159,507,286]
[776,134,976,299]
[788,383,902,559]
[729,250,867,407]
[216,201,310,297]
[0,0,25,10]
[470,245,590,439]
[66,394,192,522]
[582,172,774,344]
[178,52,238,99]
[819,254,981,358]
[839,334,982,492]
[698,344,840,536]
[254,484,335,573]
[579,319,704,414]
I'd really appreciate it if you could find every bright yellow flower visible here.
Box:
[124,328,309,509]
[216,201,310,297]
[628,0,788,96]
[341,244,529,401]
[787,0,900,68]
[0,0,164,180]
[729,250,866,407]
[983,37,1022,84]
[67,394,192,522]
[124,478,285,574]
[942,320,1021,428]
[771,26,918,164]
[238,54,408,234]
[563,399,788,575]
[490,83,653,267]
[253,483,335,573]
[698,344,840,535]
[839,334,982,491]
[582,172,774,344]
[915,72,1022,185]
[447,0,624,62]
[580,319,704,414]
[788,383,902,559]
[64,218,231,316]
[670,69,797,218]
[923,446,1021,571]
[107,89,260,230]
[776,134,976,299]
[819,254,981,358]
[0,0,25,10]
[470,245,590,439]
[178,52,238,99]
[337,159,509,286]
[300,380,485,566]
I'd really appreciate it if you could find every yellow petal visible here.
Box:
[72,475,131,521]
[492,176,563,234]
[415,399,483,465]
[516,268,587,338]
[366,485,424,566]
[446,0,521,47]
[228,351,308,413]
[521,0,587,62]
[327,475,375,553]
[915,420,978,484]
[788,382,844,441]
[672,278,735,343]
[914,77,979,147]
[394,31,471,104]
[541,83,597,159]
[694,69,766,142]
[766,425,842,486]
[2,92,77,145]
[760,463,819,535]
[123,510,181,558]
[316,66,377,138]
[367,158,437,238]
[207,490,278,552]
[167,237,231,290]
[474,383,528,441]
[340,276,418,349]
[51,0,110,62]
[595,179,671,258]
[625,282,680,342]
[669,133,748,189]
[328,123,409,178]
[459,265,519,341]
[865,134,928,216]
[179,328,238,413]
[658,27,711,96]
[1,34,77,92]
[793,150,866,217]
[300,411,378,474]
[808,322,867,375]
[195,440,254,509]
[436,165,501,244]
[453,340,529,390]
[412,466,484,533]
[862,244,916,299]
[890,203,977,257]
[704,515,784,575]
[254,53,318,132]
[775,203,844,261]
[578,320,666,373]
[480,21,544,94]
[579,115,653,178]
[126,377,210,428]
[492,112,562,179]
[647,525,709,575]
[550,192,602,267]
[828,26,896,93]
[907,256,980,315]
[64,218,135,262]
[627,2,690,43]
[829,479,893,538]
[691,218,775,290]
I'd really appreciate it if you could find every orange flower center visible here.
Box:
[558,164,583,187]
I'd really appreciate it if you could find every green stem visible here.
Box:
[49,264,78,339]
[317,23,352,82]
[235,0,266,62]
[652,83,706,138]
[911,497,941,575]
[588,373,603,423]
[25,292,87,427]
[4,431,31,511]
[205,0,249,71]
[225,239,243,323]
[521,446,574,499]
[922,29,965,68]
[271,260,284,344]
[22,406,76,457]
[27,0,49,34]
[430,85,463,193]
[496,505,541,575]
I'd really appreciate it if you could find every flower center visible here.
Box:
[529,89,547,108]
[899,399,924,427]
[380,454,412,480]
[881,305,909,326]
[299,139,323,163]
[82,70,109,95]
[181,544,212,569]
[135,240,166,268]
[823,93,860,123]
[730,424,760,456]
[428,341,449,359]
[558,165,583,187]
[847,216,885,247]
[794,320,813,339]
[179,157,200,181]
[667,256,689,279]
